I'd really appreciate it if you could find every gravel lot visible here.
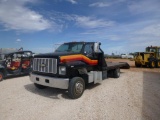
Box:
[0,59,160,120]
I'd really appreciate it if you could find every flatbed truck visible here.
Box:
[30,42,130,99]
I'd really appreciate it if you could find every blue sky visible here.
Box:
[0,0,160,54]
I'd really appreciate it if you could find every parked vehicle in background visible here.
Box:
[134,46,160,68]
[30,42,130,99]
[121,54,134,59]
[0,51,33,81]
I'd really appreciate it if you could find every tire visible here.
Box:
[68,77,85,99]
[149,61,156,68]
[135,62,141,67]
[34,83,47,89]
[156,61,160,68]
[0,72,4,82]
[113,68,120,78]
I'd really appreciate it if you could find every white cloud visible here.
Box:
[105,20,160,53]
[136,24,160,37]
[74,16,115,29]
[0,0,52,32]
[48,12,115,29]
[89,0,126,8]
[75,18,160,54]
[128,0,160,15]
[89,2,111,7]
[16,39,21,42]
[66,0,77,4]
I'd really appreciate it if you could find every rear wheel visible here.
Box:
[0,72,4,82]
[149,61,156,68]
[113,68,120,78]
[34,83,47,89]
[68,77,85,99]
[156,61,160,68]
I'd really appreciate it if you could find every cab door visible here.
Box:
[83,43,95,59]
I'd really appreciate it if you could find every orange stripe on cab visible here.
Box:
[60,54,98,65]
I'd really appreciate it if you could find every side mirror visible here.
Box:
[94,42,101,53]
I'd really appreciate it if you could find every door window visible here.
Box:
[84,43,93,56]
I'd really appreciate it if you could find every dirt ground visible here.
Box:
[0,59,160,120]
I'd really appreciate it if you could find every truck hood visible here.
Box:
[34,52,80,58]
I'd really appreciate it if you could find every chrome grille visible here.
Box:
[33,58,57,74]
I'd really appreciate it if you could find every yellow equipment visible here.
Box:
[134,46,160,68]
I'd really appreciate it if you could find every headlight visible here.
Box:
[59,66,66,75]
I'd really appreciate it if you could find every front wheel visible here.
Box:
[149,61,156,68]
[68,77,85,99]
[0,72,4,82]
[34,83,47,89]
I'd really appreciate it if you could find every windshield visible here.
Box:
[55,43,83,53]
[148,48,156,52]
[146,47,156,52]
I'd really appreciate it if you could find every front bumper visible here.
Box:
[30,73,69,89]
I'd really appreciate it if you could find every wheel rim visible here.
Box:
[151,62,155,67]
[75,82,83,95]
